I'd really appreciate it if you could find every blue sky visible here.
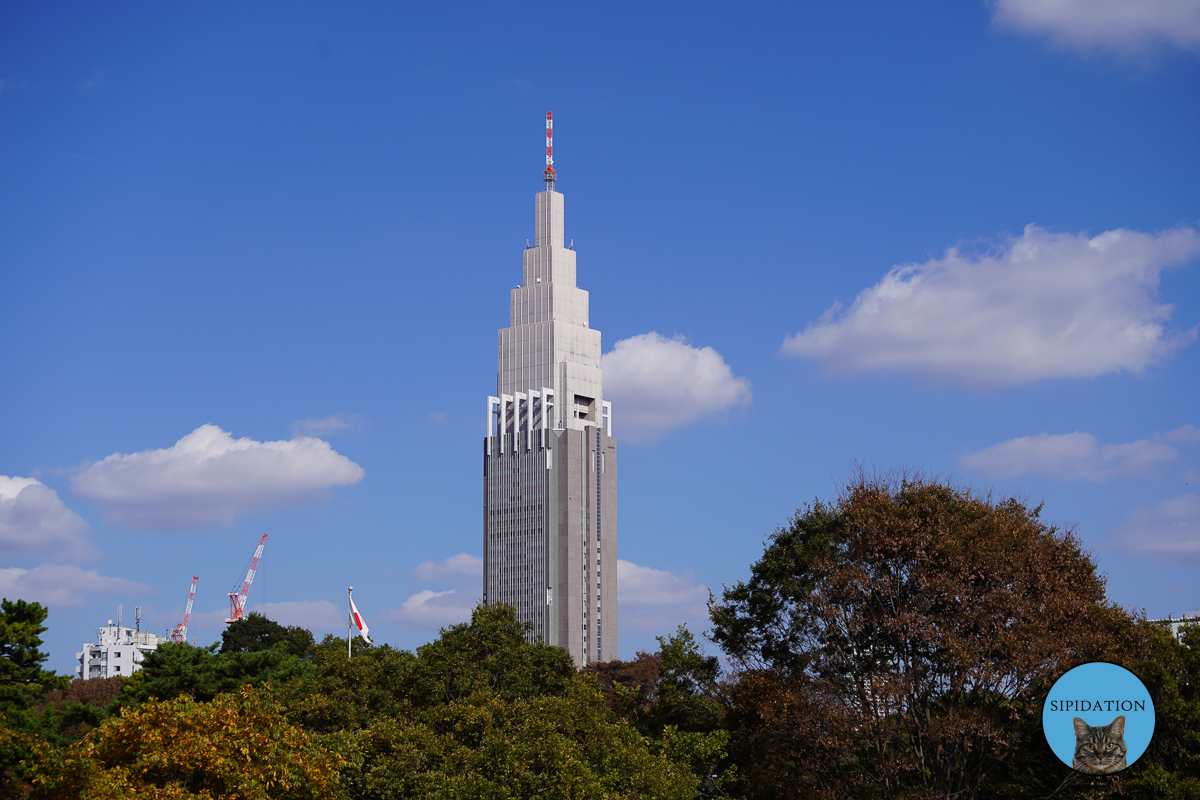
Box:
[2,2,1198,674]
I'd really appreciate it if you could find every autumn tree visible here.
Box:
[710,475,1146,800]
[27,686,345,800]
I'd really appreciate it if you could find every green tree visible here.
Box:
[116,641,311,706]
[31,676,124,747]
[283,638,418,734]
[1120,624,1200,799]
[405,603,576,707]
[341,678,701,800]
[588,627,733,798]
[283,604,715,800]
[1,599,66,718]
[28,686,345,800]
[710,475,1146,800]
[221,612,316,659]
[1,598,68,795]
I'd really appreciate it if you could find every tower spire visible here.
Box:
[543,111,556,187]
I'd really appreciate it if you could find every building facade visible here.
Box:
[483,171,617,667]
[75,608,160,680]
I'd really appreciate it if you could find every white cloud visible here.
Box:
[0,476,95,561]
[384,588,476,630]
[1112,494,1200,562]
[961,430,1183,480]
[782,225,1200,387]
[1161,424,1200,444]
[617,559,709,634]
[412,552,482,582]
[290,414,365,437]
[992,0,1200,53]
[0,564,149,607]
[602,333,751,443]
[71,424,365,530]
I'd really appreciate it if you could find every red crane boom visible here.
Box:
[226,533,268,624]
[170,575,198,643]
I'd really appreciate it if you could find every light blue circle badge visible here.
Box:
[1043,662,1155,775]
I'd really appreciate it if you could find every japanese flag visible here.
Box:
[350,596,372,644]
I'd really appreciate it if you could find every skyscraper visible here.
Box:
[482,113,616,666]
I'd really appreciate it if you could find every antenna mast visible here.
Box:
[543,111,556,188]
[226,534,268,624]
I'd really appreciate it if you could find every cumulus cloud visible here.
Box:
[617,559,709,634]
[412,553,482,582]
[384,588,476,630]
[1112,494,1200,562]
[992,0,1200,53]
[961,429,1187,480]
[0,476,95,561]
[0,564,149,607]
[602,333,751,443]
[290,414,365,437]
[71,424,364,530]
[782,225,1200,387]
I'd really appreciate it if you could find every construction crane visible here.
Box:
[226,533,268,624]
[169,576,199,643]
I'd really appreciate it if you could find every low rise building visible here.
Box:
[1148,614,1200,642]
[75,609,161,680]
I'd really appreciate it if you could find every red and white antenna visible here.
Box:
[543,111,556,186]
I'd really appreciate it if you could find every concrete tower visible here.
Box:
[483,113,617,666]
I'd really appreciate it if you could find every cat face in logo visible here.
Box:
[1072,715,1127,775]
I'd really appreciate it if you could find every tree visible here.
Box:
[1120,624,1200,799]
[590,627,725,737]
[282,637,418,734]
[710,475,1147,800]
[1,598,68,795]
[282,604,715,800]
[221,612,316,659]
[33,677,124,745]
[340,678,703,800]
[1,599,66,718]
[587,627,736,798]
[27,686,345,800]
[116,641,311,706]
[404,603,577,707]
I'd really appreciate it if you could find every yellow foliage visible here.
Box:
[27,686,345,800]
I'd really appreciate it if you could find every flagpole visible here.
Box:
[348,586,353,660]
